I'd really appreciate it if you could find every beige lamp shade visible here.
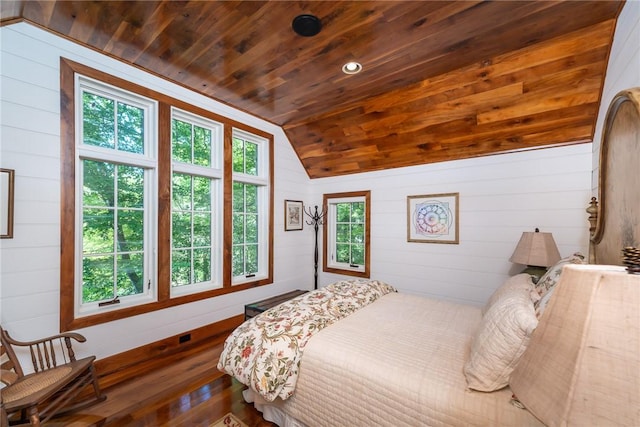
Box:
[510,264,640,426]
[509,229,561,267]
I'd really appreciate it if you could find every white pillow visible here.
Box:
[482,273,538,316]
[464,287,538,392]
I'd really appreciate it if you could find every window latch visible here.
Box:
[98,296,120,307]
[246,274,256,278]
[349,264,360,268]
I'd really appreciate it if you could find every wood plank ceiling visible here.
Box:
[1,1,624,178]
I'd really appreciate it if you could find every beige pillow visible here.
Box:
[464,287,538,392]
[533,252,586,317]
[482,273,538,316]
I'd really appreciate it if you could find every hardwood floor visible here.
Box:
[44,341,277,427]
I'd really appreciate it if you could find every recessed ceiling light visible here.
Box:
[342,61,362,75]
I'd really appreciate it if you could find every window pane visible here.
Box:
[232,245,244,276]
[351,244,364,265]
[118,165,144,208]
[336,244,350,263]
[233,213,244,244]
[82,255,115,303]
[246,244,258,273]
[172,212,192,248]
[118,209,144,252]
[245,142,258,175]
[245,184,257,213]
[336,224,350,243]
[193,176,211,211]
[352,202,365,223]
[232,138,244,172]
[83,208,114,254]
[193,213,211,246]
[172,119,192,163]
[193,126,211,167]
[336,203,351,222]
[172,173,192,211]
[193,248,211,283]
[83,160,114,207]
[172,249,191,286]
[233,182,244,211]
[245,214,258,243]
[117,102,144,154]
[351,224,364,244]
[83,92,115,149]
[116,253,144,295]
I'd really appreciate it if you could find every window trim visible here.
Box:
[169,108,224,297]
[231,128,271,285]
[60,58,274,331]
[322,190,371,278]
[74,76,159,317]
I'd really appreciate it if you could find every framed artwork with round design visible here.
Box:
[407,193,459,244]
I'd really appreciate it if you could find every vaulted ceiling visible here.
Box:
[1,1,624,178]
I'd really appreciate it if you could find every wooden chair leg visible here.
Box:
[27,408,40,427]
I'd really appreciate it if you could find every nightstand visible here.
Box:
[244,289,308,320]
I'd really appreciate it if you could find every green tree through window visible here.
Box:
[170,112,221,294]
[80,90,149,304]
[323,191,371,278]
[232,132,267,281]
[61,61,274,330]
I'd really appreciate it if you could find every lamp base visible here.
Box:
[520,265,548,283]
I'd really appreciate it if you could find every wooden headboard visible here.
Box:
[588,88,640,265]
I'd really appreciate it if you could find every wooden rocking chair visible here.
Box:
[0,326,106,426]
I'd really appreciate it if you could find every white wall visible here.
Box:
[0,23,312,361]
[311,145,592,306]
[592,1,640,189]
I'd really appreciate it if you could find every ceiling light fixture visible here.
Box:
[292,14,322,37]
[342,61,362,75]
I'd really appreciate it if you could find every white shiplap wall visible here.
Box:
[0,23,312,361]
[311,145,592,306]
[592,0,640,189]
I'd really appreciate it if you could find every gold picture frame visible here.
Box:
[1,168,15,239]
[284,200,304,231]
[407,192,459,244]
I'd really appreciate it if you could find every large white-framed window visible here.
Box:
[170,109,223,296]
[75,75,158,317]
[231,129,270,285]
[61,59,275,331]
[323,191,371,278]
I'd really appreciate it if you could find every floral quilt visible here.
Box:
[217,279,396,401]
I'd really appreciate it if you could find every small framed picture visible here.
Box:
[1,168,15,239]
[284,200,304,231]
[407,192,459,244]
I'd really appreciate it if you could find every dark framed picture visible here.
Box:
[1,168,15,239]
[284,200,304,231]
[407,192,459,244]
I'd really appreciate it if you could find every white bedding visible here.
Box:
[247,292,542,426]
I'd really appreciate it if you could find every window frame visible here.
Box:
[75,76,159,317]
[60,58,274,331]
[322,190,371,278]
[169,108,224,297]
[231,129,271,285]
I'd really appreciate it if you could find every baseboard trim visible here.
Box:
[94,314,244,389]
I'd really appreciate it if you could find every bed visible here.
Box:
[218,87,640,427]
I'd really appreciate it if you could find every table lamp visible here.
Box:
[509,228,561,281]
